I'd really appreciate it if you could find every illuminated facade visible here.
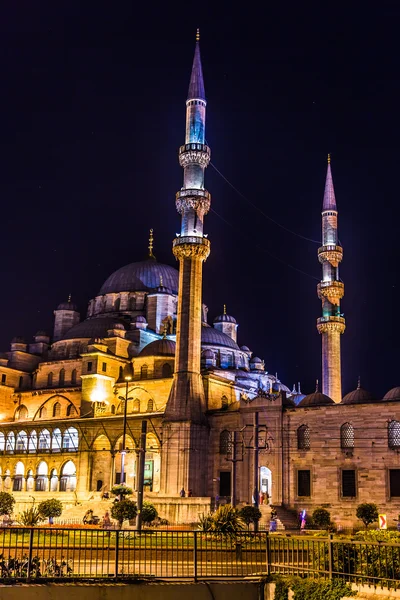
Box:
[0,34,398,528]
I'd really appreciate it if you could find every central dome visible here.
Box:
[99,259,179,295]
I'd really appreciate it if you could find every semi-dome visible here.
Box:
[298,391,334,407]
[342,386,375,405]
[59,317,127,341]
[201,325,240,350]
[139,338,176,357]
[250,356,263,364]
[383,386,400,401]
[99,259,179,295]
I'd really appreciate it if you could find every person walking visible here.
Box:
[179,488,186,498]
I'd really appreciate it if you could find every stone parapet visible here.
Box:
[172,237,210,262]
[318,244,343,267]
[179,143,211,168]
[175,188,211,216]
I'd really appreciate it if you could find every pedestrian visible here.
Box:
[103,511,111,529]
[188,489,193,497]
[179,487,186,498]
[49,516,54,526]
[214,494,220,511]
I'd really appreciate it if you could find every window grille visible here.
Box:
[53,402,61,417]
[297,425,310,450]
[141,365,148,379]
[59,369,65,386]
[340,423,354,448]
[219,430,231,455]
[388,420,400,449]
[147,399,154,412]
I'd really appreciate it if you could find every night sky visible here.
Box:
[0,2,399,398]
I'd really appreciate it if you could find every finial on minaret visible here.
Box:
[298,382,302,394]
[68,293,72,303]
[223,304,227,315]
[327,153,331,164]
[357,375,361,389]
[162,322,168,339]
[196,28,200,42]
[160,275,164,287]
[316,379,319,392]
[148,229,156,260]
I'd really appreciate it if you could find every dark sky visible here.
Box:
[0,2,399,398]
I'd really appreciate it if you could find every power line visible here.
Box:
[210,161,321,245]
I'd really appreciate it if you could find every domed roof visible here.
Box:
[59,317,127,341]
[132,315,147,323]
[240,346,251,353]
[298,391,335,407]
[139,338,176,357]
[201,326,240,350]
[214,314,237,324]
[99,259,179,295]
[383,386,400,401]
[342,386,375,405]
[250,356,263,364]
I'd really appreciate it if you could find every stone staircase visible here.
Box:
[270,505,300,531]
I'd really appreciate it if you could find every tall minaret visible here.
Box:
[165,29,211,422]
[317,156,345,403]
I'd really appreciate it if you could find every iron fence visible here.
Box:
[0,528,398,588]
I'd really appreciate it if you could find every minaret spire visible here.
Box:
[188,29,206,102]
[317,157,345,403]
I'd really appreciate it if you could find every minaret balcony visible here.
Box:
[317,280,344,303]
[318,244,343,267]
[179,143,211,168]
[176,188,211,215]
[317,315,346,334]
[172,235,211,261]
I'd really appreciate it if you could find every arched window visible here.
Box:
[219,430,231,455]
[141,365,148,379]
[58,369,65,386]
[38,429,50,451]
[221,395,229,409]
[28,431,37,453]
[16,431,28,452]
[66,404,76,417]
[388,420,400,449]
[129,296,136,310]
[115,298,121,311]
[47,372,53,387]
[297,425,310,450]
[6,432,15,453]
[50,468,58,492]
[133,398,140,412]
[60,460,76,492]
[39,405,47,419]
[62,427,78,451]
[0,432,5,451]
[26,469,34,491]
[53,402,61,418]
[162,363,172,378]
[13,461,24,491]
[111,405,116,415]
[71,369,77,385]
[52,428,62,452]
[147,399,154,412]
[341,423,355,449]
[36,461,48,491]
[16,405,28,420]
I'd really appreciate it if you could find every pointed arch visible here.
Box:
[221,395,229,409]
[39,405,47,419]
[147,399,154,412]
[60,460,77,492]
[141,365,148,379]
[47,372,53,387]
[35,460,48,491]
[114,297,121,311]
[219,430,231,455]
[297,424,310,450]
[162,363,172,378]
[340,423,354,449]
[53,402,61,418]
[58,368,65,386]
[16,431,28,452]
[66,403,77,417]
[52,428,62,452]
[93,434,111,451]
[71,369,77,385]
[38,429,50,451]
[15,405,28,420]
[63,427,79,451]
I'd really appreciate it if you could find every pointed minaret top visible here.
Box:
[223,304,227,315]
[315,379,319,392]
[148,229,156,260]
[323,154,337,211]
[188,30,206,101]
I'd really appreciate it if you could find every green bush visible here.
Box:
[0,492,15,516]
[199,504,245,536]
[111,499,137,528]
[38,499,63,519]
[141,501,158,524]
[239,506,262,529]
[111,484,133,498]
[17,506,42,526]
[198,513,213,532]
[290,577,354,600]
[312,507,331,530]
[356,503,378,528]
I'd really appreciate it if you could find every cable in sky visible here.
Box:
[210,161,321,245]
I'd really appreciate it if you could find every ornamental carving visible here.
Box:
[179,150,210,168]
[317,321,346,334]
[176,196,211,216]
[173,242,210,262]
[317,282,344,304]
[318,250,343,267]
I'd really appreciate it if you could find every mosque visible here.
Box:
[0,33,399,528]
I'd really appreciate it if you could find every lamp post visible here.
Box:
[120,363,133,485]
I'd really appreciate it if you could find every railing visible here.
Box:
[0,528,398,587]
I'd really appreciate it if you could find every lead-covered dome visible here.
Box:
[99,259,179,295]
[201,326,240,350]
[60,317,127,340]
[298,391,334,407]
[342,387,375,405]
[139,338,176,357]
[383,387,400,401]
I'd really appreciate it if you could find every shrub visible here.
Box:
[38,499,63,519]
[239,505,262,529]
[0,492,15,516]
[198,513,213,532]
[141,501,158,524]
[17,506,42,526]
[210,504,245,536]
[356,503,378,528]
[111,484,133,498]
[312,507,331,530]
[111,499,137,528]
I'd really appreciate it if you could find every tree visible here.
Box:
[38,499,63,520]
[0,492,15,516]
[239,506,262,530]
[141,501,158,525]
[111,499,137,528]
[356,503,379,528]
[312,507,331,530]
[111,484,133,499]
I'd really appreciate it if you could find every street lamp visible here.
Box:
[120,363,133,485]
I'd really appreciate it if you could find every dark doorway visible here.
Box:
[219,471,231,497]
[96,479,103,492]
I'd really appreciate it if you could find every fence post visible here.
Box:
[26,527,34,582]
[327,533,333,579]
[193,530,198,582]
[114,530,120,580]
[266,532,271,576]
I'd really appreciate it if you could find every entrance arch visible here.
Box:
[260,466,272,503]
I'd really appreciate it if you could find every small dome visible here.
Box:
[240,346,251,353]
[383,387,400,401]
[139,338,176,358]
[298,391,335,407]
[342,387,375,405]
[201,325,240,350]
[57,300,78,311]
[11,336,26,344]
[250,356,263,364]
[99,259,179,295]
[214,314,237,324]
[132,315,147,323]
[282,395,296,408]
[59,317,127,341]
